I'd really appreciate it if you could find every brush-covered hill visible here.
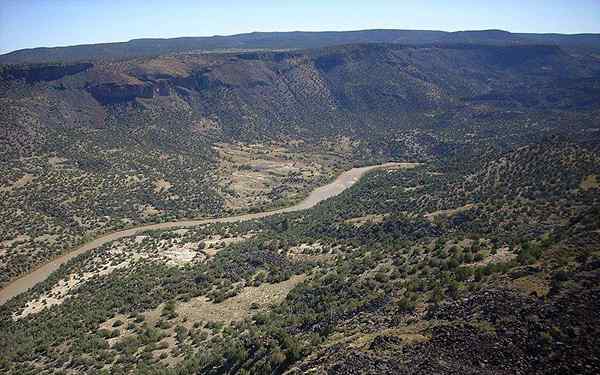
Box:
[3,42,599,153]
[1,136,598,374]
[1,28,600,374]
[1,41,600,287]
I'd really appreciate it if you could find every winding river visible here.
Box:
[0,162,406,305]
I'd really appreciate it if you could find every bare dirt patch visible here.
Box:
[202,234,254,256]
[0,234,32,258]
[468,247,516,267]
[162,242,200,266]
[13,260,132,320]
[287,243,335,262]
[385,163,422,171]
[140,204,161,218]
[48,156,68,167]
[1,234,31,248]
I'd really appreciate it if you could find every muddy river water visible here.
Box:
[0,162,408,305]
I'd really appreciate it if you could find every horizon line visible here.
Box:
[2,27,600,55]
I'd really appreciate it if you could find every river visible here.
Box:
[0,162,407,305]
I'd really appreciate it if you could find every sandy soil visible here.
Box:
[13,260,131,320]
[153,178,173,194]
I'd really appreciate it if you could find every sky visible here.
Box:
[1,0,600,54]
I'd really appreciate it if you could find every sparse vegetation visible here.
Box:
[1,39,600,374]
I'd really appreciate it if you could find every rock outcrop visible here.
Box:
[1,63,92,83]
[87,82,154,104]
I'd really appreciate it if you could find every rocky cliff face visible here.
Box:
[2,43,599,147]
[87,82,154,104]
[0,63,92,83]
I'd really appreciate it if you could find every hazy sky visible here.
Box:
[1,0,599,54]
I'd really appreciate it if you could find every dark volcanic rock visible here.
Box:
[294,279,600,374]
[1,63,92,83]
[88,82,154,104]
[369,334,404,350]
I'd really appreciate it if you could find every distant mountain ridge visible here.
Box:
[2,29,600,64]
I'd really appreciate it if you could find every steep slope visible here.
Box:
[3,43,599,149]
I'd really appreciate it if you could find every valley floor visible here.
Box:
[0,162,412,305]
[1,139,598,374]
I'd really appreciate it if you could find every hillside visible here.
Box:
[3,43,599,146]
[1,42,600,287]
[1,138,598,374]
[0,32,599,374]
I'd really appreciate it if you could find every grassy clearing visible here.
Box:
[511,274,550,297]
[177,274,306,324]
[424,203,476,221]
[344,214,389,227]
[213,142,338,211]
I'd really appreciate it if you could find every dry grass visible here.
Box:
[0,173,33,192]
[100,275,305,332]
[580,174,599,191]
[424,203,476,221]
[97,275,306,367]
[213,142,335,211]
[177,274,306,324]
[138,57,193,77]
[511,274,550,297]
[344,214,389,227]
[344,321,431,352]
